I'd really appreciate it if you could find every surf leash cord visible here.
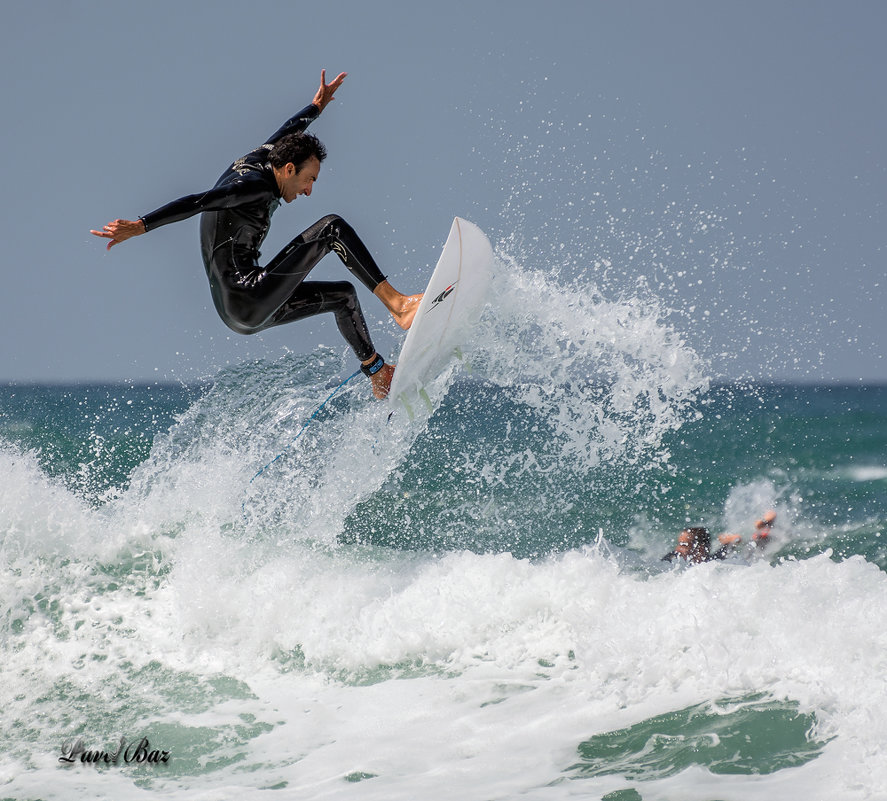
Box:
[241,368,361,519]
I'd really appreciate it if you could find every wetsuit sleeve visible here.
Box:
[264,103,321,145]
[139,176,271,232]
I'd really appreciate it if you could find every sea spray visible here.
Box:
[2,383,887,800]
[344,251,708,554]
[2,280,886,801]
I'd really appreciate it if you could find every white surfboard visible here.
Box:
[388,217,493,415]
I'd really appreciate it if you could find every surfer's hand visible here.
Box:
[313,69,347,112]
[90,219,146,250]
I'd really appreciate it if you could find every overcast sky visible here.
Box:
[1,0,884,383]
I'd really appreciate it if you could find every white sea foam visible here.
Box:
[2,260,884,801]
[842,465,887,483]
[5,508,886,800]
[0,446,96,559]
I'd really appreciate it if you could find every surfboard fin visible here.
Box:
[399,393,415,421]
[453,346,472,374]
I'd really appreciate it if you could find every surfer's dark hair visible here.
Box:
[270,132,327,170]
[686,527,710,553]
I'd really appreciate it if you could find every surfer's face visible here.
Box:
[675,531,693,559]
[275,156,321,202]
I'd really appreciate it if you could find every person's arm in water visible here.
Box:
[711,533,743,560]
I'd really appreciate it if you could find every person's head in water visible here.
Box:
[270,132,327,202]
[672,527,711,563]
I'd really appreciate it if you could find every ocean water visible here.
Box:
[2,259,886,801]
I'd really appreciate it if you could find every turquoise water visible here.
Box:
[5,379,883,564]
[570,694,830,779]
[2,280,886,799]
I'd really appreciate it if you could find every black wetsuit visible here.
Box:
[139,104,385,361]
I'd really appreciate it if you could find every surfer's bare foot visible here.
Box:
[369,363,395,400]
[391,293,422,330]
[373,280,423,330]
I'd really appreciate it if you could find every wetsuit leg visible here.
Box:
[265,280,376,361]
[265,214,388,292]
[208,215,386,360]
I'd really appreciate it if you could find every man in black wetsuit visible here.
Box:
[91,70,421,398]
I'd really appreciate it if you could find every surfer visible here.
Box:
[90,70,421,399]
[662,527,741,564]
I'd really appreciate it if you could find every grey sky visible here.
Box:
[2,0,884,382]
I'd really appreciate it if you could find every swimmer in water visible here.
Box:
[662,527,742,564]
[91,70,422,399]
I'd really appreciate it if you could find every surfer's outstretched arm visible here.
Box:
[90,172,273,250]
[90,71,345,251]
[264,70,347,144]
[89,218,146,250]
